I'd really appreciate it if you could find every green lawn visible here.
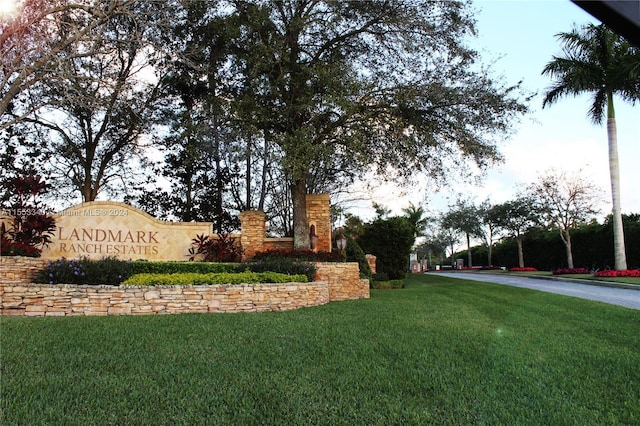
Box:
[2,274,639,425]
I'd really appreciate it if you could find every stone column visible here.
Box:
[306,194,331,252]
[239,210,266,260]
[365,254,377,274]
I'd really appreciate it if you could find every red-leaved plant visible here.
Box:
[188,233,242,262]
[1,175,56,257]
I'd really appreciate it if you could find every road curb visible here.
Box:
[435,271,640,291]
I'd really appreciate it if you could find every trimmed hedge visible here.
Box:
[130,261,238,275]
[122,272,308,286]
[244,257,316,282]
[252,249,345,262]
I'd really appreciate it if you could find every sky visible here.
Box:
[344,0,640,222]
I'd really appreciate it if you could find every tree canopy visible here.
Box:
[3,0,528,247]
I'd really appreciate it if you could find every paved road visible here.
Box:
[430,272,640,310]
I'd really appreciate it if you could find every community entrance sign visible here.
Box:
[41,201,212,261]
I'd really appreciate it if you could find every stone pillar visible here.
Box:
[365,254,377,274]
[306,194,331,252]
[239,210,266,260]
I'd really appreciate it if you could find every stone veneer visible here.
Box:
[0,258,369,317]
[1,256,47,285]
[0,282,330,316]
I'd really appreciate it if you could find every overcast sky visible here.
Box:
[346,0,640,222]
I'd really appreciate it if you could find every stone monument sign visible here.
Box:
[40,201,212,261]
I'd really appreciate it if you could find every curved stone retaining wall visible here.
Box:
[0,258,370,317]
[0,282,330,317]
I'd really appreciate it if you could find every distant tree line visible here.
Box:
[463,215,640,271]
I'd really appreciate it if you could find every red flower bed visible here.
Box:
[553,268,590,275]
[509,267,537,272]
[594,269,640,278]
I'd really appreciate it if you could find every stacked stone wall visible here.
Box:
[315,262,370,301]
[1,257,47,285]
[0,258,368,317]
[0,282,331,317]
[263,238,294,252]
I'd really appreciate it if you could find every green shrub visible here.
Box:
[371,280,404,290]
[130,261,238,275]
[34,257,133,285]
[358,216,414,280]
[244,257,317,282]
[253,249,345,262]
[372,272,390,282]
[121,272,307,286]
[344,234,372,280]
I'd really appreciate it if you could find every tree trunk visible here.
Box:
[245,133,252,211]
[606,102,627,270]
[563,230,574,269]
[466,232,472,268]
[516,237,525,268]
[486,227,493,266]
[258,135,270,211]
[291,176,310,250]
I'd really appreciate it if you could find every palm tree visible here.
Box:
[542,23,639,271]
[402,202,430,239]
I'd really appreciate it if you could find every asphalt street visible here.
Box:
[430,272,640,310]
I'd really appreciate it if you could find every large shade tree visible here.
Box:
[0,0,138,128]
[234,0,527,249]
[2,0,170,202]
[542,23,640,270]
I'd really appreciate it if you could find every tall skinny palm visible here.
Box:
[542,24,639,271]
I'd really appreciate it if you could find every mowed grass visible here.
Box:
[1,274,639,425]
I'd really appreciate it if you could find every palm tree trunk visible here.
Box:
[606,100,627,270]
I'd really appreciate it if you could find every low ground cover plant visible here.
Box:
[122,271,307,286]
[509,267,538,272]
